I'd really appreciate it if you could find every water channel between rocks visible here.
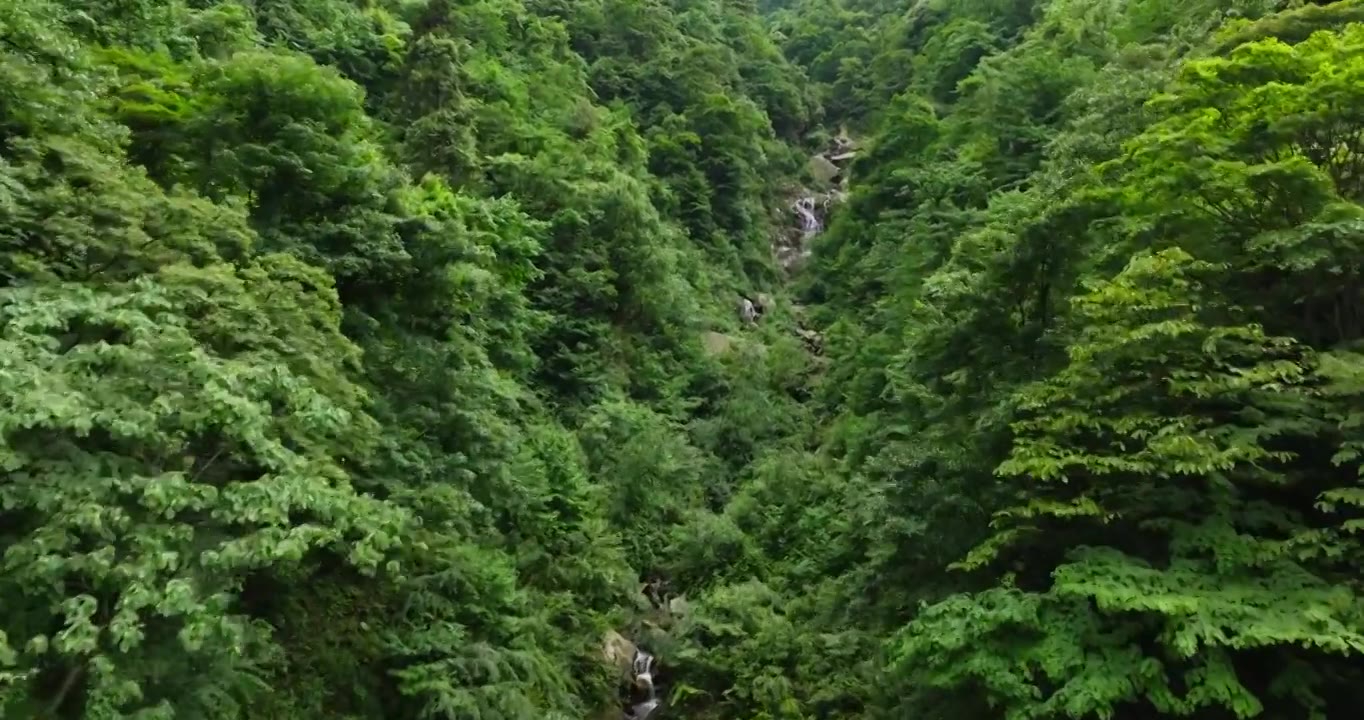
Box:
[629,649,659,720]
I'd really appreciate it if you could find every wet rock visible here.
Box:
[792,196,822,237]
[630,650,661,719]
[643,577,671,608]
[755,293,774,315]
[738,296,757,324]
[631,698,661,720]
[772,186,833,276]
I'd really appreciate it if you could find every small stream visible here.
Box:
[629,649,660,719]
[792,196,823,239]
[773,195,823,273]
[618,141,848,720]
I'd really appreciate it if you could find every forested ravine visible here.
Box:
[614,143,839,717]
[9,1,1364,719]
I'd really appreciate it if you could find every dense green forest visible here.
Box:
[4,0,1364,718]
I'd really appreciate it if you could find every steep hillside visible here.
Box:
[691,0,1364,718]
[0,0,819,717]
[10,0,1364,719]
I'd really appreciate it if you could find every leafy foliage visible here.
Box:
[756,1,1364,719]
[12,0,1364,718]
[0,0,816,716]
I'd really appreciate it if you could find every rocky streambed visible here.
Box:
[609,133,855,719]
[772,131,855,275]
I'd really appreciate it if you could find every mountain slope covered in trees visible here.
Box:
[740,0,1364,718]
[0,0,817,716]
[7,0,1364,719]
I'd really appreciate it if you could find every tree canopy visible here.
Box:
[6,0,1364,718]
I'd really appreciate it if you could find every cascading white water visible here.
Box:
[622,158,844,720]
[792,196,822,238]
[629,649,660,719]
[772,195,826,273]
[779,135,852,271]
[788,196,822,265]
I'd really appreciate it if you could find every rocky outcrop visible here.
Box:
[604,631,638,682]
[772,135,856,276]
[807,131,857,189]
[667,596,691,618]
[796,326,823,354]
[603,630,663,719]
[738,296,758,324]
[808,154,840,185]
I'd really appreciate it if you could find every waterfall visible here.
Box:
[774,135,852,273]
[629,649,660,719]
[793,196,822,239]
[772,194,826,273]
[621,147,847,719]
